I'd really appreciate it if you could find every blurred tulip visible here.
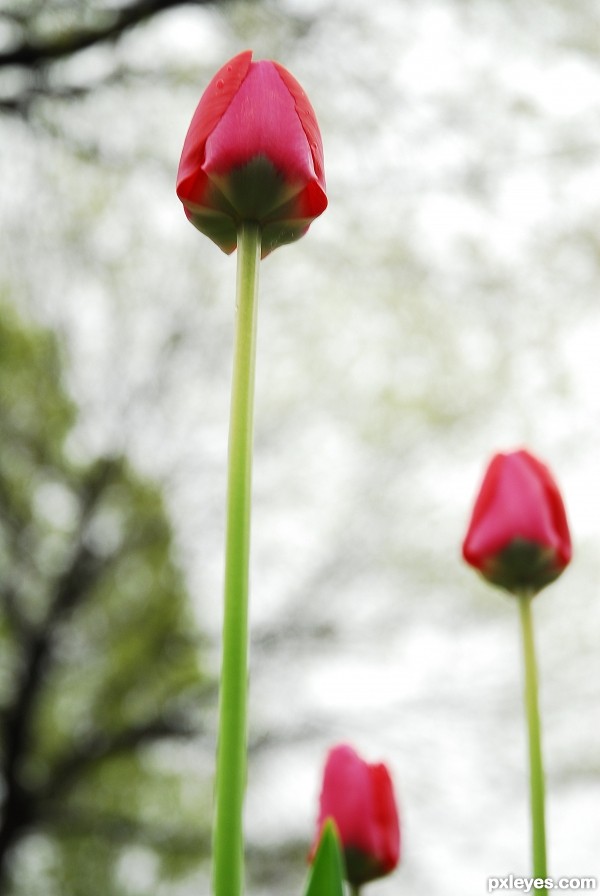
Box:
[462,448,572,595]
[311,744,400,889]
[176,50,327,257]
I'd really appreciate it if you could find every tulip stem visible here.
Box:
[518,591,548,890]
[212,221,261,896]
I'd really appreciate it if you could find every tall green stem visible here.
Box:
[518,592,547,889]
[212,222,261,896]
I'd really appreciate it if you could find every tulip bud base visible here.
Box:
[216,156,299,219]
[343,847,391,888]
[187,157,316,257]
[481,539,563,596]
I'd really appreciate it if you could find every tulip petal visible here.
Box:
[520,451,572,567]
[203,61,314,186]
[176,50,252,204]
[370,763,401,871]
[273,61,326,189]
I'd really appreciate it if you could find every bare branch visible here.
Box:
[42,712,202,800]
[0,584,32,640]
[45,805,210,855]
[0,459,122,862]
[0,0,219,70]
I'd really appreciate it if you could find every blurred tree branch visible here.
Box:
[0,461,165,879]
[49,805,210,853]
[41,711,202,802]
[0,307,211,894]
[0,0,232,115]
[0,0,219,68]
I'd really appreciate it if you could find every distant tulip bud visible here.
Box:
[176,50,327,257]
[462,449,572,595]
[311,744,400,888]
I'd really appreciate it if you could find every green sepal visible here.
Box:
[481,538,562,596]
[302,820,345,896]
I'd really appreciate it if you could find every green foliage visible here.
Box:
[0,305,211,894]
[302,821,345,896]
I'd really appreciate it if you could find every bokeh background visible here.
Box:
[1,1,599,894]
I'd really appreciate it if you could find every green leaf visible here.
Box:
[302,820,345,896]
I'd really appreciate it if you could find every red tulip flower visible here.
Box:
[311,744,400,889]
[462,449,572,595]
[176,50,327,257]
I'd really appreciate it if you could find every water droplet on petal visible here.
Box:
[216,78,224,89]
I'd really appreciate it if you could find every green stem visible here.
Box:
[212,222,261,896]
[518,592,548,889]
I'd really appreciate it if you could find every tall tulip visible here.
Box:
[177,52,326,896]
[462,448,572,895]
[311,744,400,894]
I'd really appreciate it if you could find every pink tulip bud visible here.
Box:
[176,50,327,257]
[462,449,572,595]
[311,744,400,887]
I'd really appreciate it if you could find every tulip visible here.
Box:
[462,448,572,596]
[178,52,327,896]
[311,744,400,891]
[176,50,327,257]
[462,449,573,892]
